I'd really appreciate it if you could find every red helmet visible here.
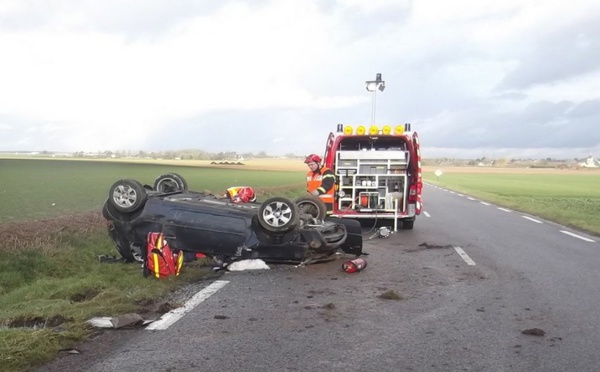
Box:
[235,186,256,203]
[304,154,322,164]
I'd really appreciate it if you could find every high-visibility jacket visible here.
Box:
[306,166,335,211]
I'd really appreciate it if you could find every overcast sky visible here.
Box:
[1,0,599,159]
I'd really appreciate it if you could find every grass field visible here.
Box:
[422,166,600,236]
[0,158,306,223]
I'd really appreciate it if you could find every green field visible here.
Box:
[423,171,600,236]
[0,159,305,223]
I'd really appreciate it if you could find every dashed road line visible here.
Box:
[430,185,598,244]
[146,280,230,331]
[522,216,543,224]
[560,231,596,243]
[423,211,431,217]
[454,246,476,265]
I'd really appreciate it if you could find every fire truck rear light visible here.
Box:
[394,125,404,135]
[356,125,366,135]
[382,125,392,135]
[408,185,417,201]
[369,125,379,135]
[343,126,353,135]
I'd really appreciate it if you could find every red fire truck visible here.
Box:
[322,123,423,230]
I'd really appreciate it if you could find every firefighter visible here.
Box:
[304,154,335,214]
[225,186,256,203]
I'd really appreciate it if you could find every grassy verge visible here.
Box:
[0,213,221,371]
[0,185,306,371]
[423,171,600,237]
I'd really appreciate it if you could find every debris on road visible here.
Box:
[226,259,270,271]
[521,328,546,336]
[378,290,404,301]
[86,313,151,329]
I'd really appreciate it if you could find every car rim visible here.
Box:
[262,201,293,227]
[157,179,177,192]
[113,185,137,207]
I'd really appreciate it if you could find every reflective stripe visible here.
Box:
[176,253,184,276]
[153,253,160,278]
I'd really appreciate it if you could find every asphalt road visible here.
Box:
[36,184,600,372]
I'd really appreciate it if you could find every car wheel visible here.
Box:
[108,179,147,213]
[295,195,327,221]
[153,173,188,192]
[257,197,299,233]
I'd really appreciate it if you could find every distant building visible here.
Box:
[580,154,599,168]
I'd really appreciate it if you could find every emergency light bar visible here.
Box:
[336,124,411,135]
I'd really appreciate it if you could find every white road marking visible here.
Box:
[522,216,543,224]
[450,191,456,194]
[480,202,491,206]
[146,280,230,331]
[423,211,431,217]
[497,207,512,213]
[454,246,476,265]
[467,197,476,201]
[457,193,464,197]
[560,231,596,243]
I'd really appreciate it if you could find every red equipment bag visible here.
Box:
[144,232,184,278]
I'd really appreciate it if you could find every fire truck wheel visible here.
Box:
[295,195,327,221]
[402,219,415,230]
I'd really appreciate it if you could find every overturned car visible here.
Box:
[102,173,363,266]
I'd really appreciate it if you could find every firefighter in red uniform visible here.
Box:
[304,154,335,214]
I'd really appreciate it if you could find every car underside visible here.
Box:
[102,174,363,266]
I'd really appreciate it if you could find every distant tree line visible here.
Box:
[423,156,590,168]
[69,150,301,160]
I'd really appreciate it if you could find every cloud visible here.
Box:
[0,0,599,159]
[498,18,600,90]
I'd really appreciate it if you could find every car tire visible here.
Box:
[153,173,188,193]
[257,197,299,233]
[108,179,147,213]
[295,195,327,221]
